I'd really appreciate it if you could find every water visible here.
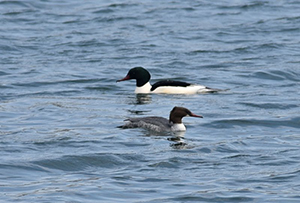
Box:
[1,0,300,202]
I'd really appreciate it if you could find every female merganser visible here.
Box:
[119,106,203,132]
[117,67,220,94]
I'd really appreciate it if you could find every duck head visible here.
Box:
[169,106,203,124]
[117,67,151,87]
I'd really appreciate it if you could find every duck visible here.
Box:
[119,106,203,132]
[117,67,220,94]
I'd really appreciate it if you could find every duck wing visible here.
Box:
[121,116,171,132]
[151,80,191,91]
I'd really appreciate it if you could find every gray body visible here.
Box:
[121,116,172,132]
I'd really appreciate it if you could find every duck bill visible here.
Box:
[190,113,203,118]
[116,74,131,82]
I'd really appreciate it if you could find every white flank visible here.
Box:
[152,85,208,94]
[135,83,212,94]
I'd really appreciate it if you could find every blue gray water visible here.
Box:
[1,0,300,202]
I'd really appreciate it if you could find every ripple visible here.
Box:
[11,78,103,88]
[0,70,10,76]
[0,44,21,53]
[208,117,300,129]
[0,0,30,8]
[32,153,141,171]
[217,1,266,10]
[239,102,299,110]
[168,194,254,202]
[252,70,300,81]
[0,163,50,174]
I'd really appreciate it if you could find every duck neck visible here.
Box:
[136,72,151,87]
[135,82,152,94]
[171,123,186,131]
[169,113,183,124]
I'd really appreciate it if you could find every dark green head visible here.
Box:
[117,67,151,87]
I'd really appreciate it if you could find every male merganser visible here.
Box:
[117,67,220,94]
[119,106,203,132]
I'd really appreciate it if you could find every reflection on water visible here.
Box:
[124,94,152,105]
[127,109,151,115]
[168,131,187,149]
[170,142,188,149]
[135,94,152,105]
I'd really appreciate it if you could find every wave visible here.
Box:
[207,117,300,129]
[252,70,300,82]
[32,153,142,171]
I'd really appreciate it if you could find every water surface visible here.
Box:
[1,0,300,202]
